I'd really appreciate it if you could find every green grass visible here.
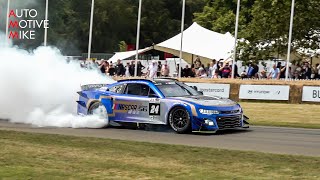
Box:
[0,130,319,179]
[241,102,320,129]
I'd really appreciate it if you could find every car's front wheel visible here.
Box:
[168,106,191,133]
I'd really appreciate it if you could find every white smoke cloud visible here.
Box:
[0,33,115,128]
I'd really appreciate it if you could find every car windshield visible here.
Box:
[156,82,201,97]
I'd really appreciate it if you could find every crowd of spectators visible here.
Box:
[80,57,320,80]
[240,61,320,80]
[178,57,238,79]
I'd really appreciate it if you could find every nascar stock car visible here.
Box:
[77,78,249,133]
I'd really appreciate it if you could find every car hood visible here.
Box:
[169,95,237,106]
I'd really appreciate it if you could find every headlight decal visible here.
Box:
[199,109,219,115]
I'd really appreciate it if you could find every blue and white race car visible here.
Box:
[77,78,249,133]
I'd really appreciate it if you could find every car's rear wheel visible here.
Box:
[168,107,191,133]
[88,102,109,127]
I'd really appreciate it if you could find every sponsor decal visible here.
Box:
[186,83,230,98]
[239,85,289,100]
[247,90,280,95]
[116,104,148,114]
[81,84,108,90]
[302,86,320,102]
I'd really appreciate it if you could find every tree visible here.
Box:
[240,0,320,61]
[193,0,255,34]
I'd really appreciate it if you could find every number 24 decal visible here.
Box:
[150,105,159,114]
[149,103,160,115]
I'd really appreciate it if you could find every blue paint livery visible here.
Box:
[77,79,248,132]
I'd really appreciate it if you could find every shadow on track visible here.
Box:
[106,123,252,135]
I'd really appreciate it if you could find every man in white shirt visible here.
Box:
[268,64,280,79]
[148,60,158,78]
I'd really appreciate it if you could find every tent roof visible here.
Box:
[108,47,152,62]
[154,22,235,60]
[108,22,235,62]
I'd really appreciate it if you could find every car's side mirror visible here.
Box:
[190,86,198,91]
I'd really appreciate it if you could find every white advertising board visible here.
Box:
[302,86,320,102]
[186,83,230,98]
[239,85,290,100]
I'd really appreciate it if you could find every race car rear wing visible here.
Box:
[80,84,109,91]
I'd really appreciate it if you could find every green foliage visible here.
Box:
[11,0,320,61]
[194,0,320,63]
[240,0,320,61]
[13,0,205,55]
[118,41,127,52]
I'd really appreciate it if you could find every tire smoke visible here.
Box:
[0,35,115,128]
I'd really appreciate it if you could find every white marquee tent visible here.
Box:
[154,22,235,62]
[108,22,235,63]
[108,47,153,62]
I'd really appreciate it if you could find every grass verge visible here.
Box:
[241,102,320,129]
[0,130,319,179]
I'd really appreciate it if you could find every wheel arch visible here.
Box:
[87,100,101,114]
[166,104,192,124]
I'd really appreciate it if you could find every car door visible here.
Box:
[113,83,162,124]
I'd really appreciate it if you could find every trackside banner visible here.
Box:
[186,83,230,98]
[302,86,320,102]
[239,85,290,100]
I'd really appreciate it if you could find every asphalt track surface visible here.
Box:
[0,120,320,157]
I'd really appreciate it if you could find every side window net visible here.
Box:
[126,84,150,96]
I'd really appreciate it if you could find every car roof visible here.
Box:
[117,78,178,84]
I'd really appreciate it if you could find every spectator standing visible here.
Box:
[219,62,232,78]
[161,62,170,77]
[259,70,267,79]
[137,61,145,76]
[176,64,184,77]
[148,60,158,78]
[157,61,162,77]
[209,59,218,78]
[277,62,282,69]
[194,60,201,75]
[316,63,320,79]
[279,64,287,79]
[99,60,109,74]
[217,59,224,77]
[129,61,135,76]
[290,61,298,79]
[125,62,131,77]
[240,70,247,79]
[252,63,259,78]
[247,63,255,78]
[212,69,220,79]
[268,64,280,79]
[109,64,116,76]
[311,64,317,79]
[198,68,207,78]
[205,63,211,77]
[183,65,194,77]
[115,59,125,76]
[303,62,312,79]
[99,60,106,74]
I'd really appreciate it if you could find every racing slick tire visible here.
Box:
[168,106,191,134]
[88,101,109,127]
